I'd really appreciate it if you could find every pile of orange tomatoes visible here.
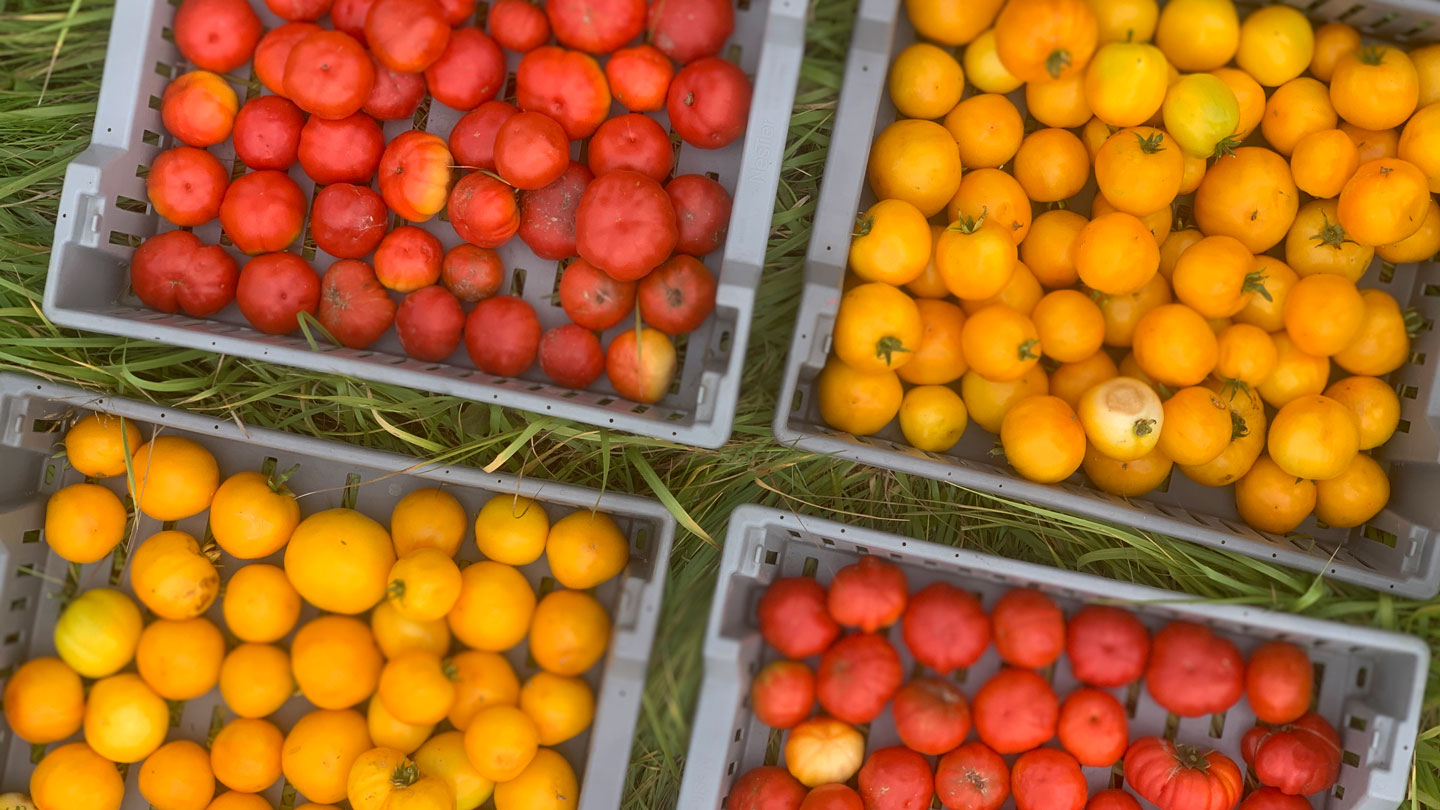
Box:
[820,0,1440,536]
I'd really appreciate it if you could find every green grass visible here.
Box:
[0,0,1437,806]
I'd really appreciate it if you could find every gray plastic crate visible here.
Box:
[774,0,1440,597]
[677,505,1429,810]
[0,373,674,809]
[43,0,806,449]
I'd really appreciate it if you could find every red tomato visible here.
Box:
[901,582,990,676]
[442,244,505,302]
[450,171,520,247]
[516,46,612,140]
[298,112,384,185]
[437,0,476,24]
[666,173,733,256]
[538,323,607,388]
[449,100,520,171]
[464,296,542,375]
[424,27,506,111]
[668,57,751,149]
[380,130,455,222]
[814,633,902,725]
[233,96,305,171]
[991,588,1065,670]
[1064,605,1150,688]
[638,254,717,334]
[1237,788,1312,810]
[494,112,571,190]
[488,0,551,52]
[1145,621,1244,717]
[1245,641,1313,725]
[1010,749,1085,810]
[971,668,1058,754]
[329,0,376,42]
[284,30,375,120]
[219,170,305,255]
[1085,789,1141,810]
[310,184,389,259]
[1123,737,1243,810]
[799,784,862,810]
[857,747,934,810]
[146,146,228,227]
[130,231,239,317]
[588,113,674,182]
[756,578,839,660]
[364,58,427,121]
[519,161,594,260]
[174,0,262,73]
[559,258,637,331]
[729,766,807,810]
[396,286,466,361]
[646,0,733,63]
[606,326,676,401]
[236,252,321,334]
[265,0,332,20]
[825,555,906,632]
[892,678,970,756]
[606,44,675,112]
[546,0,644,54]
[374,226,444,292]
[750,660,815,730]
[1241,713,1341,796]
[935,742,1009,810]
[317,259,397,349]
[575,170,678,280]
[1056,688,1127,767]
[366,0,452,73]
[254,23,322,97]
[161,71,238,148]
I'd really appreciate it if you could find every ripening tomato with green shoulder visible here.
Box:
[1162,73,1240,159]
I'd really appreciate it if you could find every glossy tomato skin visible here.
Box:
[607,44,675,112]
[489,0,551,52]
[283,30,375,120]
[1010,749,1085,810]
[1244,641,1313,725]
[464,295,542,375]
[666,173,733,256]
[374,226,444,292]
[380,131,455,222]
[825,555,906,632]
[1124,737,1243,810]
[233,96,305,171]
[546,0,644,54]
[892,678,970,756]
[750,659,815,730]
[799,784,862,810]
[131,231,239,317]
[559,258,637,331]
[236,252,321,334]
[588,113,674,182]
[519,161,594,260]
[575,170,678,280]
[494,112,571,190]
[298,113,384,185]
[1056,687,1127,767]
[449,172,520,247]
[647,0,733,63]
[161,71,239,148]
[266,0,332,20]
[990,588,1065,670]
[364,58,427,120]
[637,254,717,334]
[971,668,1058,754]
[516,46,612,140]
[1086,789,1142,810]
[606,326,676,401]
[857,747,934,810]
[667,56,751,149]
[1145,621,1244,717]
[219,170,306,255]
[146,146,228,227]
[318,259,397,348]
[449,100,520,170]
[1237,788,1312,810]
[1240,713,1341,796]
[902,582,989,675]
[310,184,389,259]
[441,244,504,302]
[329,0,376,40]
[396,286,466,361]
[815,633,902,724]
[538,323,606,388]
[424,27,506,111]
[254,22,322,96]
[174,0,262,73]
[935,741,1009,810]
[756,578,839,659]
[366,0,452,73]
[1065,604,1150,687]
[728,766,807,810]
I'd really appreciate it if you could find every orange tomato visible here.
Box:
[292,615,384,710]
[994,0,1099,82]
[130,530,220,620]
[413,731,494,810]
[64,413,141,478]
[32,743,125,810]
[1081,116,1116,161]
[211,718,284,793]
[1158,228,1203,281]
[1027,72,1093,128]
[1309,22,1360,82]
[464,705,541,783]
[1090,193,1170,246]
[1171,235,1259,318]
[1073,212,1159,295]
[209,471,301,559]
[1012,128,1090,202]
[1333,289,1411,377]
[962,259,1044,316]
[1337,158,1432,247]
[945,94,1023,169]
[1257,332,1329,408]
[960,305,1042,382]
[528,588,610,676]
[1234,455,1316,534]
[2,657,84,744]
[1132,304,1218,387]
[129,435,220,521]
[1094,127,1183,216]
[491,748,577,810]
[1100,272,1172,347]
[446,561,536,652]
[84,673,168,762]
[834,282,923,372]
[378,650,457,726]
[1210,67,1265,140]
[1158,385,1233,466]
[1399,101,1440,193]
[140,740,216,810]
[961,365,1051,433]
[1235,256,1297,332]
[1377,198,1440,264]
[946,168,1032,243]
[219,643,293,719]
[387,548,463,622]
[1340,122,1400,163]
[390,488,466,558]
[372,600,452,659]
[1284,199,1374,281]
[904,0,1003,46]
[222,563,301,644]
[1325,375,1401,450]
[1050,351,1120,410]
[867,119,962,217]
[849,199,932,286]
[888,43,965,120]
[815,359,903,436]
[1260,77,1337,156]
[936,215,1017,300]
[1214,323,1277,389]
[1267,394,1360,480]
[1118,350,1163,395]
[1021,209,1089,288]
[282,709,373,804]
[368,694,434,754]
[136,617,226,701]
[1314,453,1390,528]
[1082,444,1173,497]
[1178,151,1207,193]
[1284,274,1365,356]
[1155,0,1238,72]
[1331,45,1420,131]
[1235,4,1313,87]
[1000,395,1087,482]
[1032,290,1105,363]
[1177,382,1267,486]
[447,650,521,731]
[43,482,126,564]
[1089,0,1158,42]
[1193,147,1299,253]
[907,224,951,299]
[1084,42,1168,128]
[284,508,396,615]
[520,672,595,746]
[899,385,970,452]
[897,299,968,385]
[347,747,409,810]
[1289,129,1359,199]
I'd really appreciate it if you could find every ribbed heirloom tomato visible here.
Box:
[380,131,454,223]
[1124,737,1243,810]
[575,170,678,280]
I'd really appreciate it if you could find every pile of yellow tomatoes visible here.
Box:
[10,413,631,810]
[820,0,1440,535]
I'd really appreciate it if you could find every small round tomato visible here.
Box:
[817,359,903,436]
[1262,77,1338,157]
[668,57,752,149]
[1257,333,1329,408]
[1315,452,1390,528]
[330,0,377,38]
[892,678,970,756]
[298,113,384,185]
[380,130,455,222]
[517,47,612,140]
[785,718,865,788]
[1290,129,1360,199]
[1019,208,1086,288]
[757,578,839,660]
[449,100,519,170]
[1145,621,1244,717]
[318,260,397,349]
[396,286,465,362]
[1172,234,1260,319]
[284,31,374,120]
[161,71,238,148]
[638,255,716,334]
[647,0,733,63]
[947,167,1032,244]
[538,324,605,388]
[547,0,644,54]
[364,58,427,121]
[367,0,452,73]
[1084,42,1167,128]
[1245,641,1313,725]
[1010,748,1085,810]
[1401,96,1440,193]
[311,184,388,259]
[588,113,674,182]
[857,747,934,810]
[1095,127,1183,216]
[442,244,505,302]
[147,146,228,226]
[1161,73,1240,158]
[266,0,332,20]
[751,659,815,730]
[449,171,520,248]
[935,741,1009,810]
[1284,199,1373,282]
[1377,198,1440,264]
[1012,127,1089,203]
[518,161,593,260]
[971,668,1058,754]
[237,252,321,335]
[131,231,239,317]
[174,0,262,73]
[1155,0,1238,71]
[1334,289,1410,377]
[1057,688,1127,767]
[994,0,1096,82]
[1283,273,1364,357]
[1065,604,1149,687]
[233,95,304,171]
[489,0,551,52]
[576,170,678,280]
[1337,157,1431,247]
[729,767,806,810]
[1269,394,1361,480]
[219,170,306,255]
[606,44,674,112]
[1235,5,1313,87]
[990,588,1064,669]
[606,327,677,402]
[1332,45,1420,131]
[465,296,541,376]
[960,304,1040,382]
[559,258,636,331]
[494,111,571,190]
[255,22,322,96]
[1311,22,1361,82]
[374,226,444,292]
[1132,303,1217,387]
[667,174,732,256]
[1326,375,1402,450]
[425,27,506,111]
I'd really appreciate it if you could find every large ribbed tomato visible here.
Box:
[1123,737,1243,810]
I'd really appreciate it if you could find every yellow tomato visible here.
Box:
[84,673,168,763]
[1311,22,1361,82]
[1001,395,1087,482]
[519,672,596,746]
[962,260,1044,317]
[907,224,951,299]
[1155,0,1238,72]
[936,216,1017,301]
[1413,43,1440,107]
[898,385,969,452]
[904,0,1002,46]
[1399,102,1440,193]
[218,643,293,719]
[1284,199,1373,282]
[960,304,1042,382]
[377,650,456,726]
[1177,382,1267,486]
[387,549,462,623]
[1159,386,1233,466]
[961,366,1050,433]
[1088,0,1157,43]
[210,718,284,794]
[1027,72,1093,129]
[1077,377,1163,461]
[367,695,433,754]
[492,749,577,810]
[1162,73,1240,158]
[1333,288,1411,377]
[43,482,126,564]
[209,471,300,559]
[414,732,494,810]
[1235,5,1313,87]
[833,282,923,372]
[850,199,931,286]
[1338,157,1431,247]
[1193,147,1299,254]
[1325,376,1401,450]
[898,299,968,385]
[282,709,372,805]
[1234,454,1316,534]
[1033,289,1105,363]
[1021,209,1089,288]
[784,718,865,787]
[1132,303,1218,387]
[1094,127,1184,216]
[867,119,962,217]
[222,563,301,643]
[129,435,219,521]
[371,599,451,659]
[964,29,1024,94]
[2,657,84,744]
[347,747,408,810]
[1012,128,1090,202]
[54,587,142,678]
[1234,256,1296,332]
[130,529,219,620]
[447,561,536,652]
[1332,46,1421,132]
[63,413,141,478]
[1050,351,1119,411]
[888,43,965,120]
[1268,394,1360,480]
[815,359,903,436]
[31,744,124,810]
[946,167,1032,243]
[1377,198,1440,264]
[1214,323,1277,388]
[1261,77,1337,156]
[390,488,466,557]
[1258,333,1329,409]
[545,509,629,590]
[1082,444,1173,497]
[1178,151,1206,193]
[528,589,610,676]
[1314,453,1390,528]
[284,508,396,615]
[1209,67,1264,139]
